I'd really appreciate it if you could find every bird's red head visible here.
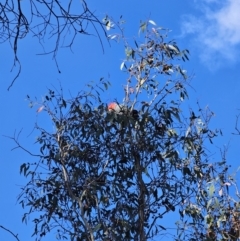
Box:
[108,102,118,111]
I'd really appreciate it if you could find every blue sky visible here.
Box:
[1,0,240,240]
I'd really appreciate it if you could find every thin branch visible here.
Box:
[1,0,108,89]
[233,113,240,135]
[0,225,21,241]
[4,129,45,158]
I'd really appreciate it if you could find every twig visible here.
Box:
[233,114,240,135]
[0,225,21,241]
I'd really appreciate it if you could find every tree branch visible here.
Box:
[0,225,21,241]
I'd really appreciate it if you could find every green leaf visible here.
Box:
[93,223,101,232]
[180,92,185,101]
[103,82,108,90]
[134,40,139,48]
[139,22,147,34]
[120,61,125,70]
[20,163,26,175]
[183,167,191,176]
[158,224,166,230]
[184,53,189,61]
[207,199,212,209]
[153,189,158,200]
[62,99,67,108]
[209,184,215,197]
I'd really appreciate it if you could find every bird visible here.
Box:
[108,102,139,120]
[108,102,122,113]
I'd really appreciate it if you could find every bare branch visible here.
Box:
[4,129,45,158]
[0,225,21,241]
[233,113,240,135]
[0,0,108,89]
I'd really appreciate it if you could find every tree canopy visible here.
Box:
[8,19,240,241]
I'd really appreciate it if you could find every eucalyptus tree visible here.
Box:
[13,20,240,241]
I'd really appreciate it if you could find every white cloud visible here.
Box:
[181,0,240,69]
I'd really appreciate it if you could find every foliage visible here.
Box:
[11,20,240,241]
[0,0,107,90]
